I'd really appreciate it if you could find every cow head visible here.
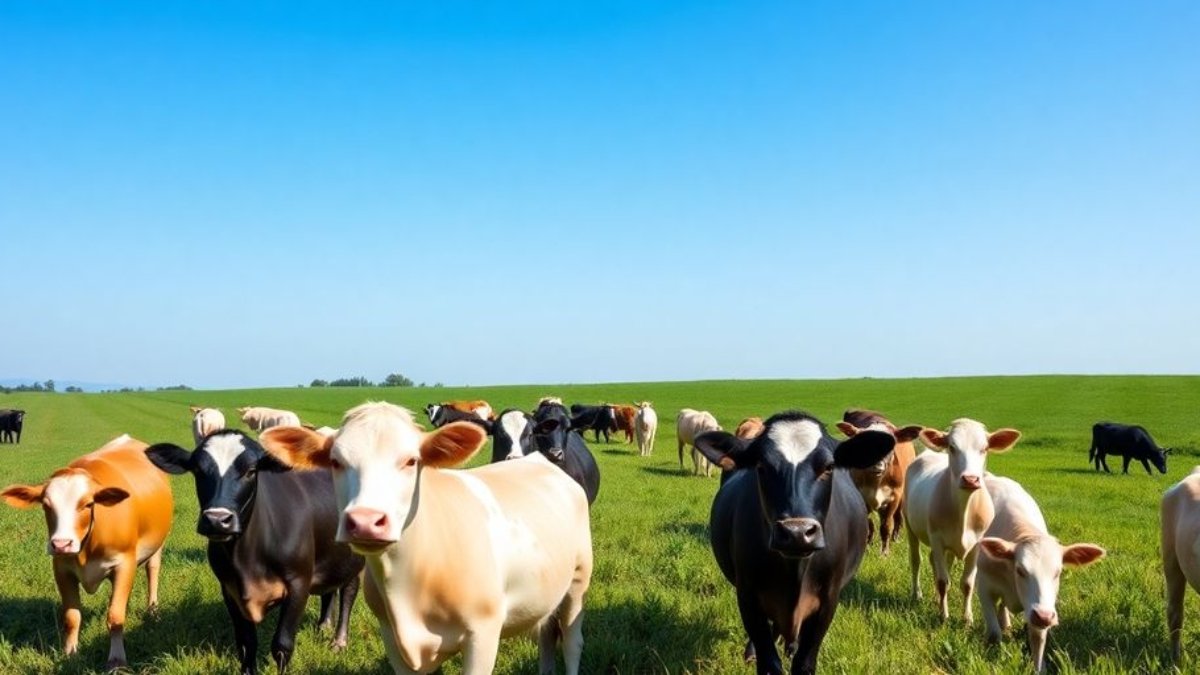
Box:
[259,403,486,554]
[3,468,129,556]
[919,419,1020,491]
[1154,447,1171,474]
[979,536,1104,635]
[492,409,534,463]
[145,430,289,541]
[531,403,575,464]
[695,411,895,558]
[423,403,441,424]
[836,421,921,477]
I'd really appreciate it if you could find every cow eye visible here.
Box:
[79,502,92,511]
[330,458,343,471]
[402,457,418,469]
[1016,567,1028,578]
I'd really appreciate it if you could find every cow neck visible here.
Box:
[940,470,995,535]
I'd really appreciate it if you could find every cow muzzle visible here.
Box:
[546,448,566,463]
[48,538,78,555]
[770,518,825,557]
[1029,607,1058,629]
[343,507,396,553]
[960,474,982,491]
[199,508,240,540]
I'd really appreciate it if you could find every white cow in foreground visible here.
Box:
[261,402,593,675]
[634,402,658,457]
[189,406,225,446]
[977,475,1105,672]
[677,408,721,477]
[904,418,1021,624]
[1162,467,1200,662]
[237,406,301,433]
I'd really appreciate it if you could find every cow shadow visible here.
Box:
[0,596,62,653]
[640,466,692,478]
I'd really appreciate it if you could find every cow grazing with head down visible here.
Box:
[0,408,26,443]
[1090,422,1171,475]
[258,402,594,675]
[191,406,226,446]
[1162,467,1200,662]
[569,404,617,444]
[490,408,534,463]
[145,430,363,675]
[634,402,658,457]
[835,409,922,555]
[237,406,302,434]
[2,434,173,671]
[532,402,601,505]
[696,411,896,674]
[904,418,1021,624]
[678,408,722,477]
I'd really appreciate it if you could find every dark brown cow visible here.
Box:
[611,404,637,444]
[836,408,922,555]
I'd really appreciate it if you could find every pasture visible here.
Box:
[1,375,1198,674]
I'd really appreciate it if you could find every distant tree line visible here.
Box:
[309,373,431,388]
[1,380,55,394]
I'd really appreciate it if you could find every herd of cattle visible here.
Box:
[0,396,1190,674]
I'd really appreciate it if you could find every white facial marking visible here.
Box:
[499,411,529,459]
[43,474,92,549]
[768,419,824,465]
[203,434,248,477]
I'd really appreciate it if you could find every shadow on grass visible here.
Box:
[640,466,693,478]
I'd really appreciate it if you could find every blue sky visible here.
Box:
[2,1,1197,389]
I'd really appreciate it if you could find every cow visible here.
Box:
[2,434,173,671]
[313,426,338,439]
[835,409,923,555]
[678,408,722,477]
[977,475,1105,672]
[436,399,494,421]
[257,402,594,675]
[735,417,764,440]
[1089,422,1171,475]
[424,403,493,432]
[569,404,617,444]
[903,418,1021,624]
[191,406,226,446]
[144,430,363,675]
[532,402,602,505]
[1162,467,1200,662]
[237,406,302,433]
[537,396,563,408]
[0,408,26,443]
[491,409,535,463]
[695,411,896,674]
[610,404,637,444]
[634,402,658,457]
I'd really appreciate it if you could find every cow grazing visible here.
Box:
[237,406,302,433]
[1090,422,1171,475]
[532,402,602,504]
[2,434,173,670]
[258,402,594,675]
[904,419,1021,624]
[1162,467,1200,662]
[678,408,722,477]
[569,404,617,444]
[491,409,535,463]
[634,402,658,457]
[835,409,923,555]
[696,411,896,674]
[424,403,493,432]
[0,408,26,443]
[611,404,637,444]
[436,399,494,421]
[735,417,764,440]
[145,430,363,674]
[977,475,1105,672]
[190,406,226,446]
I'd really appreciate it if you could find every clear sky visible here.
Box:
[2,1,1197,390]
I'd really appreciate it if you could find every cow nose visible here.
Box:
[345,508,390,541]
[202,508,237,532]
[1030,607,1057,628]
[774,518,825,554]
[548,448,565,463]
[50,538,73,554]
[960,474,982,490]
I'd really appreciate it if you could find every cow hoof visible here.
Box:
[743,641,756,663]
[104,657,129,671]
[330,638,348,652]
[145,603,160,620]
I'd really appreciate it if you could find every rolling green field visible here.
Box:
[1,375,1199,674]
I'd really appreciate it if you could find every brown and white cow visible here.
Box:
[734,416,764,440]
[977,475,1105,672]
[1162,467,1200,662]
[611,404,637,444]
[836,409,922,555]
[260,402,593,675]
[678,408,722,477]
[237,406,302,433]
[190,406,226,446]
[903,418,1021,624]
[440,399,494,421]
[2,434,173,671]
[634,402,658,457]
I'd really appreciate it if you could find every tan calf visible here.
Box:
[677,408,722,477]
[1162,467,1200,662]
[634,402,658,457]
[189,406,225,445]
[237,406,301,432]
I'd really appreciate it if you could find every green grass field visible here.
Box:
[2,375,1199,674]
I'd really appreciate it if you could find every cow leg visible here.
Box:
[461,625,502,675]
[1165,540,1187,662]
[678,440,686,471]
[102,555,138,670]
[222,590,259,675]
[791,601,837,675]
[865,514,876,545]
[53,564,83,656]
[331,575,360,650]
[270,582,311,672]
[1099,453,1110,473]
[1141,458,1153,475]
[907,527,922,600]
[978,585,1002,645]
[145,547,162,616]
[736,591,782,675]
[930,544,951,621]
[890,504,905,544]
[879,509,894,555]
[316,593,335,632]
[1122,455,1132,474]
[960,547,980,626]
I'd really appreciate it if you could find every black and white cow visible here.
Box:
[145,430,364,674]
[569,404,617,444]
[531,402,601,505]
[696,411,895,674]
[0,409,25,443]
[1089,422,1172,475]
[424,403,493,432]
[490,409,535,463]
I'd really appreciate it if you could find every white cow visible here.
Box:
[977,475,1105,672]
[1162,467,1200,662]
[903,418,1021,624]
[634,402,658,457]
[189,406,225,446]
[677,409,722,477]
[237,406,301,433]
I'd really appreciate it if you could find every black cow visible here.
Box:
[569,404,617,444]
[696,411,895,674]
[424,403,493,432]
[491,408,535,463]
[0,409,25,443]
[1089,422,1172,475]
[145,430,363,674]
[531,402,601,504]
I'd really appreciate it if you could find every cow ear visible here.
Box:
[259,426,333,470]
[189,406,201,414]
[835,422,859,438]
[1,484,45,508]
[919,428,949,450]
[1062,543,1106,567]
[145,444,194,475]
[987,429,1021,453]
[693,431,750,471]
[834,430,895,469]
[421,421,487,468]
[980,537,1016,560]
[894,425,923,443]
[93,487,130,507]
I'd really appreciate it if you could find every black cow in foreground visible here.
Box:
[0,409,25,443]
[490,408,535,463]
[1089,422,1172,475]
[424,403,493,432]
[531,402,601,504]
[696,411,895,674]
[145,430,364,674]
[569,404,617,443]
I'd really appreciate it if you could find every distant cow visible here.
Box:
[0,409,26,443]
[1163,467,1200,662]
[634,402,658,457]
[696,411,896,672]
[610,404,637,444]
[978,475,1105,672]
[491,408,535,463]
[836,409,923,555]
[677,408,722,477]
[904,419,1021,624]
[425,403,494,432]
[1090,422,1171,475]
[570,404,618,444]
[436,399,493,420]
[145,430,363,674]
[2,434,173,670]
[189,406,225,446]
[237,406,302,433]
[534,402,602,504]
[734,416,764,440]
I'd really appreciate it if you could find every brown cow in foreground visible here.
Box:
[836,409,922,555]
[2,434,173,671]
